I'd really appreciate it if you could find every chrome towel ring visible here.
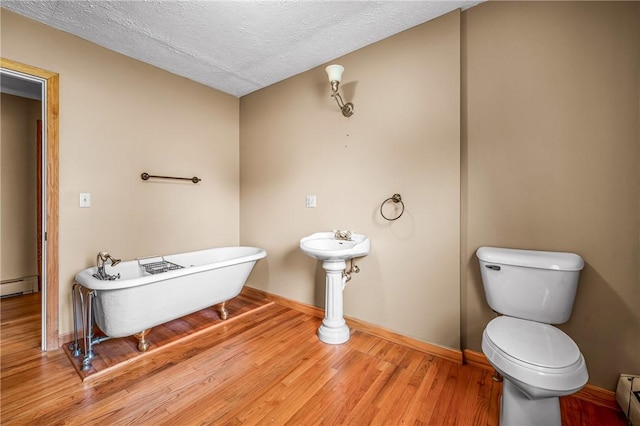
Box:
[380,193,405,221]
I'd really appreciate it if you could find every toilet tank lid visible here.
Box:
[476,247,584,271]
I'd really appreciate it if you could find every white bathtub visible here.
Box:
[74,246,266,351]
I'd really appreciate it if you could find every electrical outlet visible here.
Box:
[306,195,316,208]
[79,193,91,208]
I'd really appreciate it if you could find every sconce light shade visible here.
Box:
[324,63,354,118]
[325,64,344,83]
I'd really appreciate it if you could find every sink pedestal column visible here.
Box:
[318,259,350,344]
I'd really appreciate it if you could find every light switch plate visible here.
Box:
[80,193,91,208]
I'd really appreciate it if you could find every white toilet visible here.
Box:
[477,246,589,426]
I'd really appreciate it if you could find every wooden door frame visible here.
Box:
[1,58,59,350]
[37,119,43,291]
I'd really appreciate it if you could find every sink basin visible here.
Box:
[300,232,370,261]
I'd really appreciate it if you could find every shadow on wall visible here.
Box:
[247,256,270,292]
[371,201,416,239]
[313,262,325,309]
[278,246,326,306]
[563,263,639,390]
[464,252,494,349]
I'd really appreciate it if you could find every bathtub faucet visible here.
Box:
[93,251,121,281]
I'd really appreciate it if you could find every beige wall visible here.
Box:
[462,2,640,390]
[240,11,461,349]
[1,10,240,335]
[1,93,41,281]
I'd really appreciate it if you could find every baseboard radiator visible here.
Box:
[1,276,39,297]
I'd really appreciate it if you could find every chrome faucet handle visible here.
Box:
[96,251,108,267]
[94,252,122,280]
[333,229,353,240]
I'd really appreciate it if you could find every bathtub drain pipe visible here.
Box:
[70,284,84,357]
[91,335,112,346]
[82,289,97,371]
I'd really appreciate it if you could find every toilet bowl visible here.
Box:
[483,316,587,396]
[477,247,588,426]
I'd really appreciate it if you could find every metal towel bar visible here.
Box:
[141,172,201,184]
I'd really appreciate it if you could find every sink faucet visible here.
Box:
[334,229,353,241]
[93,251,121,280]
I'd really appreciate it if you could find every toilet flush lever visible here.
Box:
[485,265,501,271]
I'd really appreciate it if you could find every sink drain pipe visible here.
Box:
[342,258,361,289]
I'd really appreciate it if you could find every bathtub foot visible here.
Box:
[135,329,151,352]
[216,302,228,320]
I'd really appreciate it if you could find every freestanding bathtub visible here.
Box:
[72,246,266,368]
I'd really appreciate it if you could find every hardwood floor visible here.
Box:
[1,291,627,425]
[62,290,272,381]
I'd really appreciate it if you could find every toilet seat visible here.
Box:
[486,316,580,368]
[482,316,588,392]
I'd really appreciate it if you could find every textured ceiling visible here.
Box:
[2,1,482,97]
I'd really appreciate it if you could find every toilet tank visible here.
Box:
[476,247,584,324]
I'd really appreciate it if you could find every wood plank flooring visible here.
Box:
[62,290,272,381]
[1,291,628,425]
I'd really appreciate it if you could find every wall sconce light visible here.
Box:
[325,64,354,118]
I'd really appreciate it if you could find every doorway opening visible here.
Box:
[0,58,59,350]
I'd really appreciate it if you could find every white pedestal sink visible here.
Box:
[300,231,371,344]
